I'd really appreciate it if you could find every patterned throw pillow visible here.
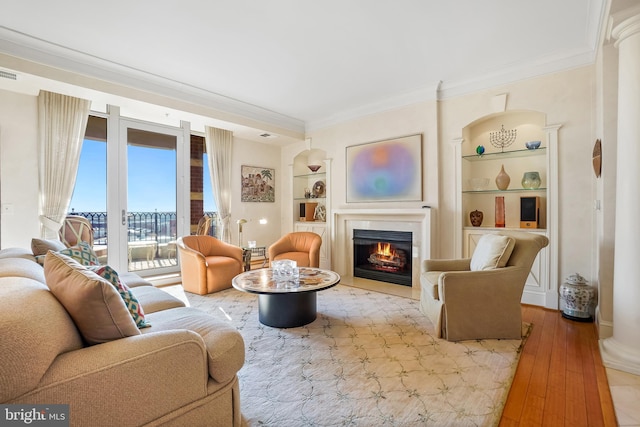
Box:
[36,241,99,266]
[60,241,100,266]
[88,265,150,328]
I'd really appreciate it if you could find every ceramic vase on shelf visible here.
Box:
[521,171,541,189]
[495,197,505,227]
[470,210,483,227]
[495,164,510,190]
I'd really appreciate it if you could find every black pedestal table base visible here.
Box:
[258,292,317,328]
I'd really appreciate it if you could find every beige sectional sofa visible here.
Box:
[0,246,245,427]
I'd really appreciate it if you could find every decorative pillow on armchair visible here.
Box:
[470,234,515,271]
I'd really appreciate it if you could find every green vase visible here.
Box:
[522,171,541,189]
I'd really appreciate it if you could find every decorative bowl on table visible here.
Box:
[525,140,541,150]
[468,178,490,191]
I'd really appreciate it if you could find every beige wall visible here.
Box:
[0,89,40,248]
[231,137,282,248]
[299,65,597,305]
[305,101,438,205]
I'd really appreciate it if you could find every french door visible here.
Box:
[107,112,189,276]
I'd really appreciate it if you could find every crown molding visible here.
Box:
[0,26,305,135]
[439,47,597,100]
[305,82,440,133]
[1,5,602,137]
[306,0,605,132]
[306,46,596,132]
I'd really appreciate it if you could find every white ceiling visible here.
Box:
[0,0,607,140]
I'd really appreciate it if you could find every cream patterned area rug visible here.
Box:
[186,285,528,426]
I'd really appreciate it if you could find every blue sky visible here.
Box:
[70,139,215,213]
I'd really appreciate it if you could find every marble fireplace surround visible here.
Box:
[332,208,433,289]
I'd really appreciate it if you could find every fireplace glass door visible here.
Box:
[353,229,412,286]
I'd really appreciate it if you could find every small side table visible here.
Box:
[241,246,268,271]
[241,248,251,272]
[559,273,596,322]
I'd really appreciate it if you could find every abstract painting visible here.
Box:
[346,134,422,202]
[241,165,275,202]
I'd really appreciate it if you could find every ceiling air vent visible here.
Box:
[0,70,17,80]
[259,133,276,139]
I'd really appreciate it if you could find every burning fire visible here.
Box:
[376,242,397,259]
[368,242,406,272]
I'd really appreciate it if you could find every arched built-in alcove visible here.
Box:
[453,110,560,309]
[291,148,332,269]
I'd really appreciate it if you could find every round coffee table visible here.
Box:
[232,267,340,328]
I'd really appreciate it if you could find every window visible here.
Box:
[69,115,107,250]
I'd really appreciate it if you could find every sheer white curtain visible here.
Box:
[38,91,91,238]
[204,126,233,243]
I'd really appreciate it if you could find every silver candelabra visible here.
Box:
[489,125,517,152]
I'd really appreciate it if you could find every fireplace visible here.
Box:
[333,208,433,291]
[353,229,412,286]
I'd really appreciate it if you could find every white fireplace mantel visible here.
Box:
[332,208,433,288]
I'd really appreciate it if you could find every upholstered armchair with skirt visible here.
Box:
[177,235,244,295]
[420,231,549,342]
[268,232,322,268]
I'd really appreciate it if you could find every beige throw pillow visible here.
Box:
[470,234,515,271]
[44,251,140,345]
[31,238,66,256]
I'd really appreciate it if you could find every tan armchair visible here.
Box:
[268,232,322,268]
[420,231,549,341]
[177,235,243,295]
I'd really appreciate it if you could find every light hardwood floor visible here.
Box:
[500,305,618,426]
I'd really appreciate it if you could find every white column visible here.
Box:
[600,11,640,375]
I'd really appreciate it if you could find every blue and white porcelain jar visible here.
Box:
[559,273,596,322]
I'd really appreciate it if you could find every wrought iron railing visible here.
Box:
[69,211,218,246]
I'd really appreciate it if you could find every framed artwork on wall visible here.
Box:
[241,165,275,202]
[346,134,423,203]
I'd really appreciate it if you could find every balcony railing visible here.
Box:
[69,211,218,246]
